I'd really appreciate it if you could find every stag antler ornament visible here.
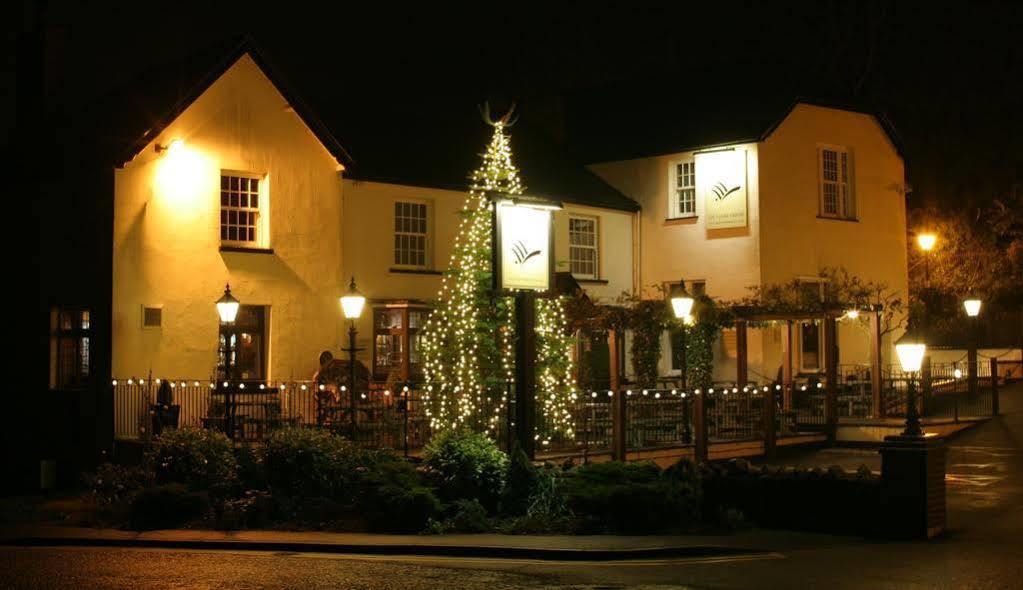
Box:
[479,101,519,128]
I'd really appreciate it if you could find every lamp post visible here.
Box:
[669,280,696,390]
[216,284,240,438]
[895,323,928,437]
[339,277,366,438]
[963,297,982,396]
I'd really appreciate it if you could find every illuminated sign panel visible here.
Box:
[697,149,748,230]
[494,201,554,292]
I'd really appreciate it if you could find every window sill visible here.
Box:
[816,215,859,223]
[664,216,698,226]
[575,278,609,285]
[220,245,275,255]
[389,267,443,276]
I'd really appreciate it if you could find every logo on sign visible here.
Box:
[511,240,541,265]
[710,181,741,201]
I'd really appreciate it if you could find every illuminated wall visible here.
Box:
[589,103,908,381]
[112,54,345,379]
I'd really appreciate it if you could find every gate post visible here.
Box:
[763,385,776,459]
[991,358,1000,416]
[694,389,708,463]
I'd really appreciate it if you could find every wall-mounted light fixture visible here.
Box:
[155,138,185,155]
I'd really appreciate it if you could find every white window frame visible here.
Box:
[795,277,828,373]
[568,214,600,280]
[220,171,269,248]
[393,199,431,269]
[817,145,855,220]
[669,159,697,219]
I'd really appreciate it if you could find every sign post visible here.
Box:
[492,193,560,459]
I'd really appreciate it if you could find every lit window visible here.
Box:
[670,160,696,218]
[394,201,429,268]
[220,174,262,245]
[818,147,855,219]
[50,307,90,389]
[569,215,599,279]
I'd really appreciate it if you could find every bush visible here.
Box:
[500,443,538,516]
[264,428,371,502]
[85,463,148,506]
[234,446,267,491]
[218,490,276,530]
[446,499,491,533]
[561,459,702,534]
[424,430,508,510]
[129,484,209,530]
[147,428,237,490]
[359,457,441,533]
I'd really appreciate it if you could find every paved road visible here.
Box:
[2,384,1021,589]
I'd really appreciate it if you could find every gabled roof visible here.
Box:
[105,36,352,168]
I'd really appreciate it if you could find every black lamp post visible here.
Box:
[669,280,696,390]
[895,323,928,437]
[216,284,240,437]
[339,277,366,439]
[963,297,982,396]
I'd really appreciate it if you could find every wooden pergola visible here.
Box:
[731,304,886,442]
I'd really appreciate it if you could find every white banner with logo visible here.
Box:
[496,202,552,291]
[697,149,748,230]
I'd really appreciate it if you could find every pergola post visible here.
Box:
[608,328,627,461]
[824,317,838,443]
[782,320,794,410]
[870,309,884,418]
[736,320,749,387]
[694,389,708,463]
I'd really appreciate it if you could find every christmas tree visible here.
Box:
[420,107,576,443]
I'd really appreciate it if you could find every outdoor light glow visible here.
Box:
[216,284,240,323]
[895,326,928,373]
[340,277,366,320]
[671,294,695,320]
[845,309,860,319]
[963,298,982,317]
[916,232,937,252]
[954,368,963,379]
[155,137,205,206]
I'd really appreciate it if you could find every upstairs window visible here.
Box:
[220,174,262,246]
[394,201,429,268]
[670,160,696,218]
[569,215,599,279]
[818,147,855,219]
[50,307,90,389]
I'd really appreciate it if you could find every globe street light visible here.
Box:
[339,277,366,438]
[963,297,982,396]
[895,323,927,437]
[670,281,696,390]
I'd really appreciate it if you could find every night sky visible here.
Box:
[10,1,1023,210]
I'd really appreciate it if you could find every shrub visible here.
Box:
[500,443,538,516]
[218,490,276,530]
[561,459,702,534]
[423,430,508,510]
[264,428,371,502]
[234,445,267,491]
[85,463,148,506]
[129,484,209,530]
[147,428,237,490]
[446,499,491,533]
[359,457,441,533]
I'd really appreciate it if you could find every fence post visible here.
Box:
[991,358,1000,416]
[608,329,627,461]
[824,317,838,444]
[763,386,776,459]
[694,390,708,463]
[920,356,933,417]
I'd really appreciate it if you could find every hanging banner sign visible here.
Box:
[494,198,558,292]
[697,149,748,230]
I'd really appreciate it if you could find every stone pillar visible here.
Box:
[880,434,946,538]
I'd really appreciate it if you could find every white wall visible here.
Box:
[112,54,345,380]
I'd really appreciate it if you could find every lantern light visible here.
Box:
[216,284,240,323]
[895,323,928,373]
[670,281,696,321]
[340,277,366,320]
[963,298,982,317]
[916,232,937,252]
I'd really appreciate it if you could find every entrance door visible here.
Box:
[219,305,268,381]
[799,321,822,373]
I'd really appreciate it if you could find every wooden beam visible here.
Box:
[824,317,838,444]
[608,329,627,461]
[782,321,793,410]
[736,320,749,387]
[870,310,883,418]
